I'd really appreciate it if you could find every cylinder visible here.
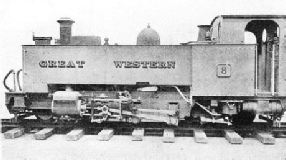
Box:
[243,101,283,114]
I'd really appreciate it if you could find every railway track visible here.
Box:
[2,117,286,145]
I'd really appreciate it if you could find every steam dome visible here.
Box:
[137,24,160,45]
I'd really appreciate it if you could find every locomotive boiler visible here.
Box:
[4,15,286,126]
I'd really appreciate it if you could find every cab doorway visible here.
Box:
[245,20,279,95]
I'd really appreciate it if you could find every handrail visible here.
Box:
[271,45,275,96]
[17,69,22,91]
[255,45,258,96]
[3,69,15,92]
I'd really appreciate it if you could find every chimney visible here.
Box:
[57,17,75,45]
[197,25,211,41]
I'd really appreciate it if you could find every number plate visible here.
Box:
[217,64,231,77]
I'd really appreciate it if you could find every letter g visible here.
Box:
[39,61,47,68]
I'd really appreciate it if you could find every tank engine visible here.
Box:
[4,15,286,126]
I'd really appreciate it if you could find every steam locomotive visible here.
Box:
[4,15,286,126]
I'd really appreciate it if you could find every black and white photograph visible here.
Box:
[1,0,286,159]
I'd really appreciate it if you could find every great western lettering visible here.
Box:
[39,60,85,68]
[114,61,175,69]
